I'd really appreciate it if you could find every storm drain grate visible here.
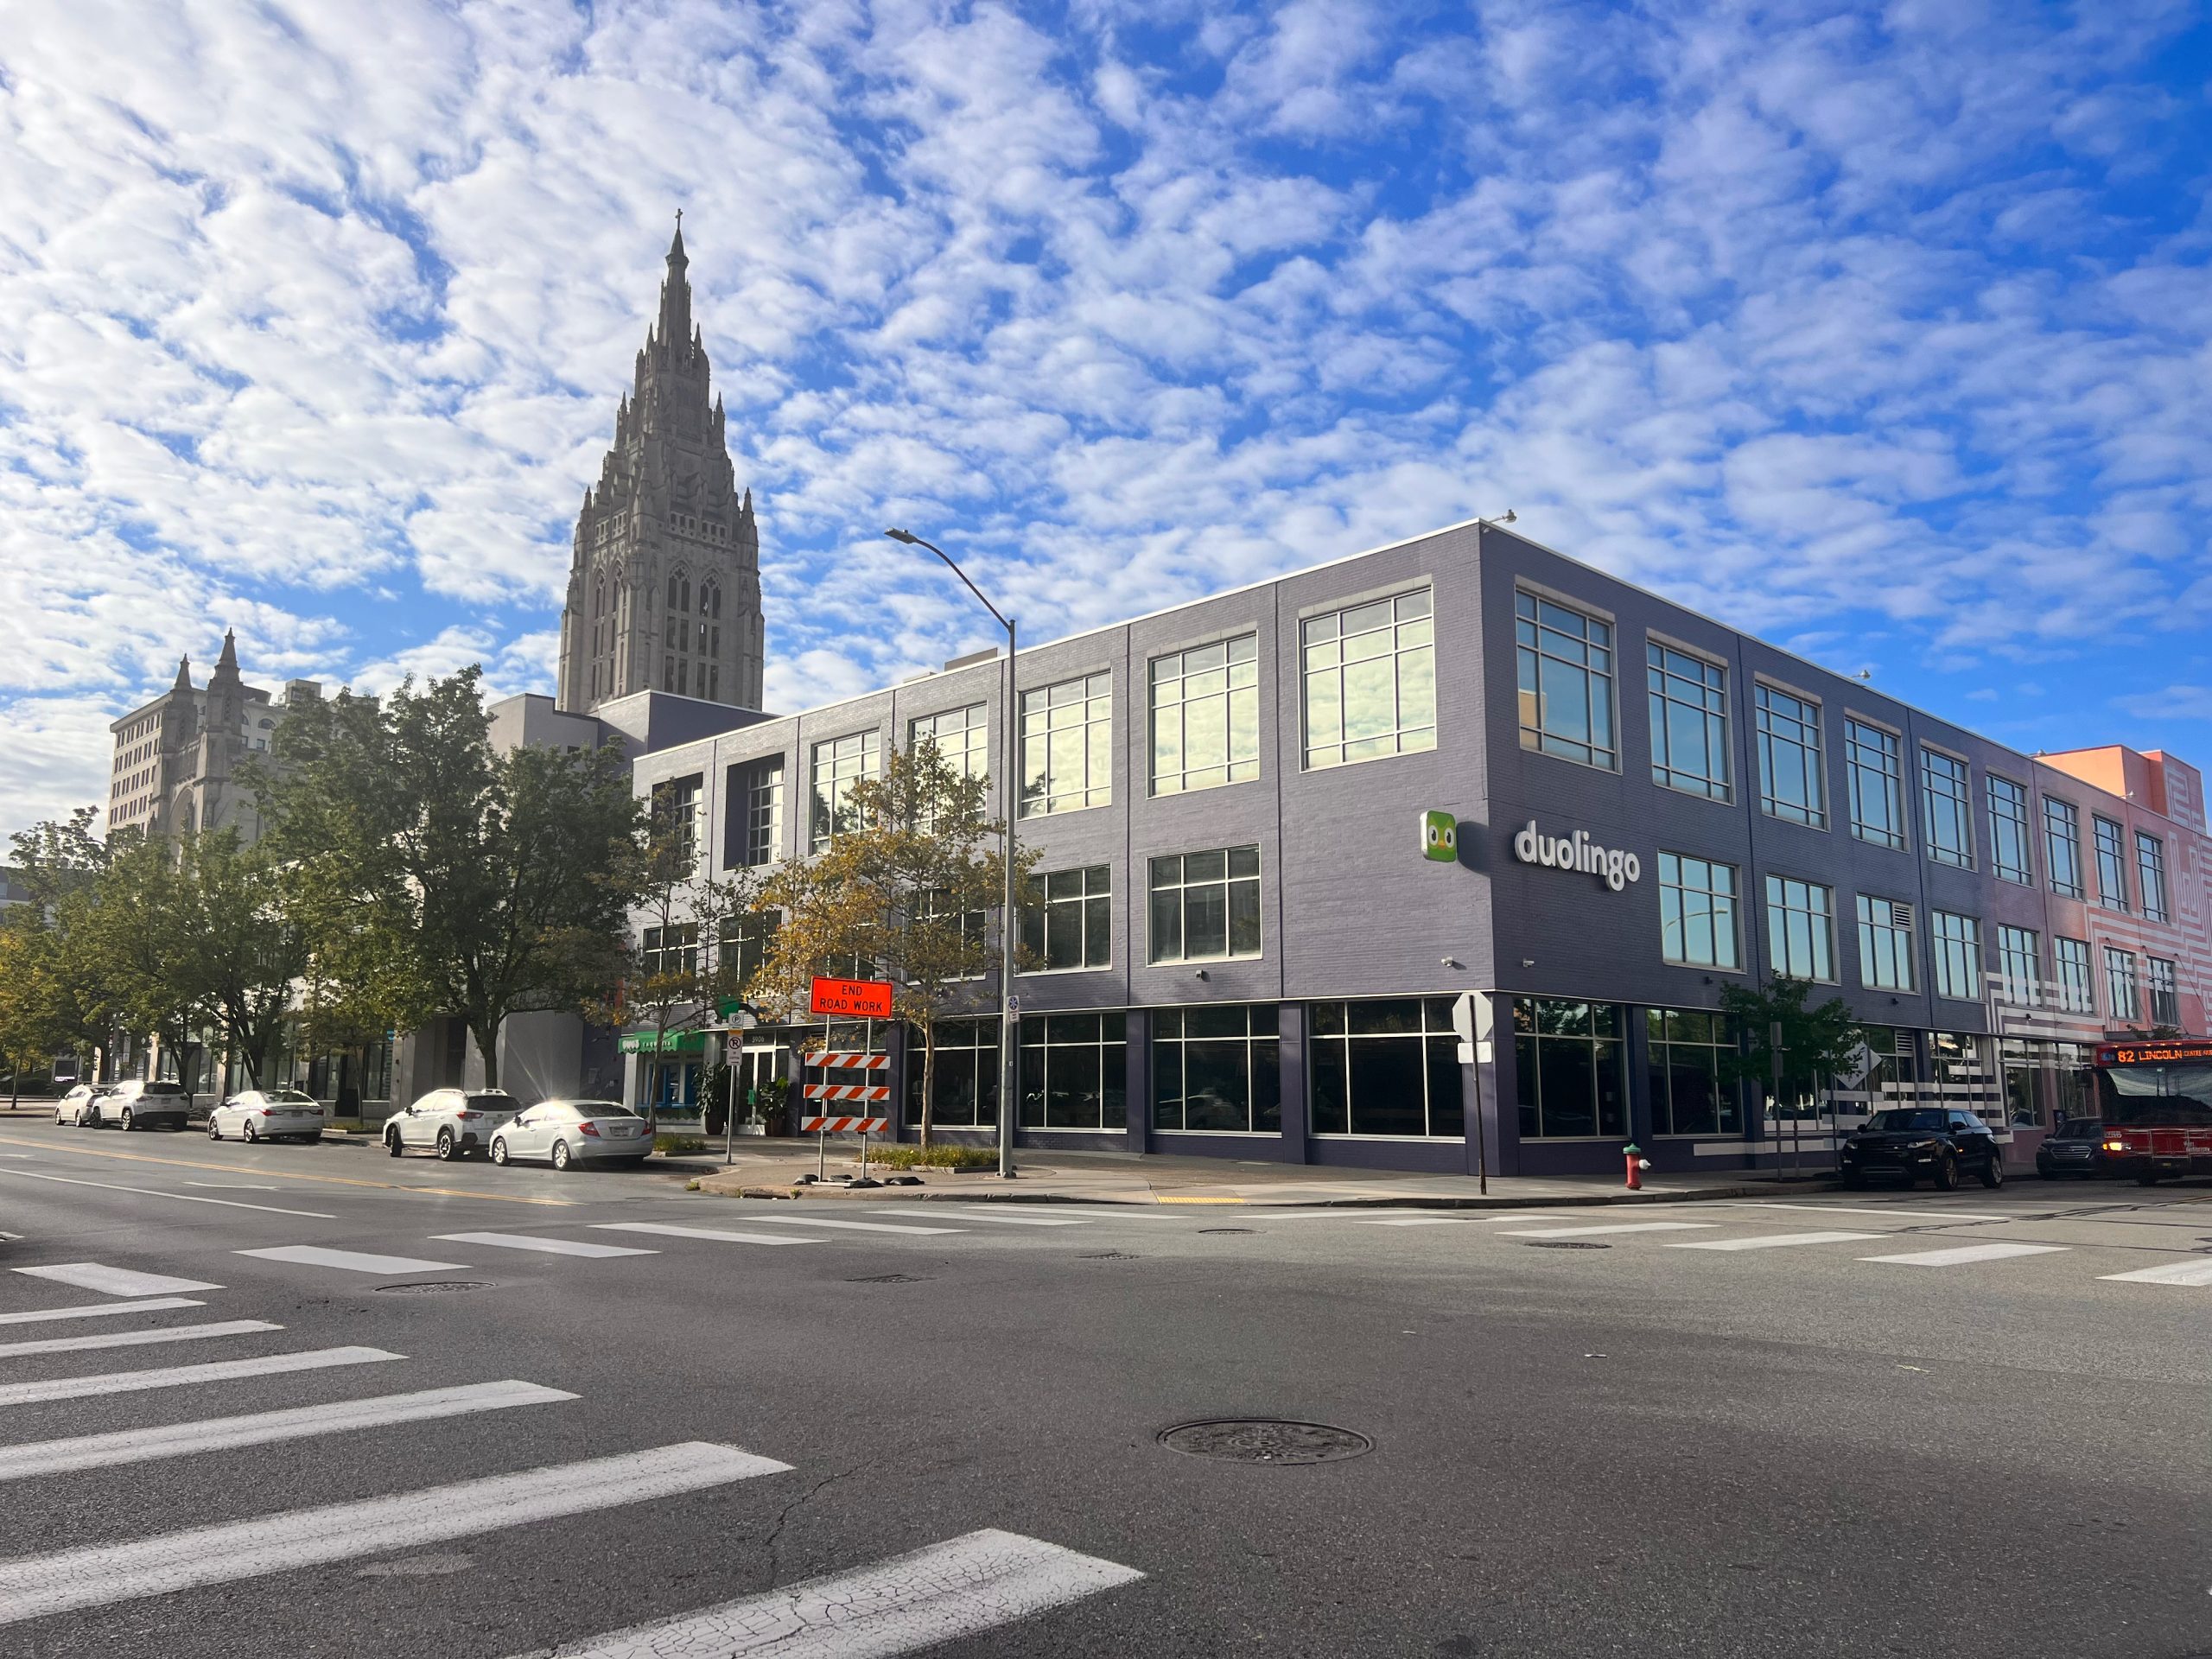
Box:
[846,1273,925,1284]
[1198,1228,1255,1235]
[1521,1241,1609,1250]
[1078,1251,1139,1261]
[375,1280,493,1294]
[1159,1419,1373,1465]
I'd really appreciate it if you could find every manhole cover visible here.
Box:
[1079,1250,1138,1260]
[847,1273,924,1284]
[1159,1419,1373,1465]
[375,1280,493,1294]
[1521,1241,1609,1250]
[1198,1228,1254,1234]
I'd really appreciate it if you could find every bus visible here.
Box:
[2091,1039,2212,1185]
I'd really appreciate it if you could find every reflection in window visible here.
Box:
[1512,998,1627,1139]
[910,703,989,779]
[1019,866,1111,971]
[2044,798,2083,899]
[1153,1005,1280,1134]
[2137,832,2170,924]
[1151,635,1259,795]
[1658,853,1739,969]
[1646,1008,1740,1135]
[2093,817,2129,912]
[1020,673,1111,817]
[2103,946,2140,1024]
[1306,590,1436,769]
[1856,894,1916,992]
[1996,925,2040,1007]
[1647,643,1731,800]
[809,731,880,852]
[1930,910,1981,1001]
[1312,999,1464,1137]
[2149,957,2179,1027]
[903,1016,998,1129]
[1845,720,1904,849]
[2052,937,2094,1014]
[1756,683,1826,828]
[1764,875,1835,982]
[1147,847,1261,963]
[1018,1012,1126,1129]
[1920,750,1973,868]
[728,756,783,868]
[1987,776,2032,884]
[1515,592,1612,768]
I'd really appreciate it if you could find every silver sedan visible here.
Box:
[488,1100,653,1171]
[207,1089,328,1143]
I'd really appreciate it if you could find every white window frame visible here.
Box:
[1855,893,1916,992]
[1930,910,1981,1001]
[1764,874,1836,982]
[1754,681,1827,830]
[1657,852,1742,971]
[1149,632,1261,796]
[809,729,880,853]
[1306,588,1438,771]
[1020,672,1112,818]
[1646,639,1732,803]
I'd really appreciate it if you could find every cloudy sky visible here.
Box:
[2,1,2209,842]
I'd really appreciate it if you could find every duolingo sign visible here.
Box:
[1512,820,1640,892]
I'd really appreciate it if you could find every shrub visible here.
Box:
[654,1134,710,1155]
[861,1143,999,1170]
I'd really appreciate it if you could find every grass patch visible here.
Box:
[861,1143,1000,1170]
[653,1134,710,1155]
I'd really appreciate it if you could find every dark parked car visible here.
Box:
[1841,1108,2004,1190]
[2036,1117,2112,1179]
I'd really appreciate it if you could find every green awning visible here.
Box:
[620,1028,708,1056]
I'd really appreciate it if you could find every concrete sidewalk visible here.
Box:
[683,1137,1838,1208]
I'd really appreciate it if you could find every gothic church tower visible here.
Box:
[556,222,765,713]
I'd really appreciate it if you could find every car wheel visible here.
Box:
[1840,1170,1866,1190]
[435,1128,458,1162]
[1932,1151,1959,1191]
[1980,1152,2004,1189]
[119,1108,134,1132]
[551,1140,572,1172]
[303,1134,322,1144]
[244,1121,259,1143]
[207,1118,222,1140]
[385,1129,404,1158]
[489,1137,510,1166]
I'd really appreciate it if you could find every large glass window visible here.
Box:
[1658,853,1740,970]
[1147,847,1261,963]
[1151,635,1259,795]
[1153,1005,1280,1134]
[910,703,989,778]
[2043,798,2083,899]
[2104,947,2140,1025]
[1919,750,1973,868]
[1930,911,1981,1001]
[2053,937,2094,1014]
[809,730,880,852]
[1020,672,1111,818]
[652,772,703,870]
[2137,832,2170,924]
[639,922,698,979]
[727,756,783,868]
[1647,643,1731,801]
[1855,894,1916,991]
[1018,866,1111,972]
[1306,590,1437,769]
[1996,925,2040,1007]
[1987,775,2032,884]
[2092,816,2130,912]
[1511,998,1628,1139]
[717,912,778,988]
[1764,875,1835,982]
[1018,1012,1127,1129]
[1311,999,1464,1137]
[1514,591,1613,769]
[2149,957,2179,1027]
[904,1016,999,1129]
[1845,720,1905,849]
[1755,683,1826,828]
[1646,1008,1741,1136]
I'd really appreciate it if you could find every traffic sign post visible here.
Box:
[802,1034,893,1184]
[1453,991,1495,1196]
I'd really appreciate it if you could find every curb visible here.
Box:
[689,1178,1844,1209]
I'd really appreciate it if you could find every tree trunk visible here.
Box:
[918,1023,936,1151]
[474,1018,500,1090]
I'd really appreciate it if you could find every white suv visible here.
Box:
[383,1089,521,1161]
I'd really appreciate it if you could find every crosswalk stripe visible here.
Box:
[756,1216,963,1236]
[0,1319,279,1360]
[1724,1203,2004,1224]
[590,1223,823,1247]
[1352,1216,1475,1227]
[11,1263,222,1296]
[0,1441,789,1626]
[0,1345,401,1408]
[236,1246,470,1275]
[0,1296,205,1326]
[430,1233,657,1259]
[2097,1259,2212,1286]
[1858,1243,2069,1268]
[519,1527,1142,1657]
[0,1379,576,1482]
[1669,1231,1885,1252]
[1500,1222,1718,1238]
[866,1207,1096,1227]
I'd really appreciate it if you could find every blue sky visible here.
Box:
[1,1,2209,842]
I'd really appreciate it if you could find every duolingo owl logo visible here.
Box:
[1421,810,1458,862]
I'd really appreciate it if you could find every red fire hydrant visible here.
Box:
[1624,1142,1650,1191]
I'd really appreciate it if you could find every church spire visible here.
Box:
[658,212,691,347]
[172,655,193,692]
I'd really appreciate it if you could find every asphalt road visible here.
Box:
[0,1117,2206,1658]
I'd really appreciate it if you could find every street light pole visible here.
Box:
[886,528,1019,1179]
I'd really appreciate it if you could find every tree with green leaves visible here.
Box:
[256,669,643,1089]
[1717,976,1872,1175]
[171,831,309,1090]
[758,740,1031,1147]
[5,810,119,1081]
[83,831,215,1100]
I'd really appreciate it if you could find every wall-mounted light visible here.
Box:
[1521,958,1535,969]
[1441,957,1461,969]
[1193,969,1209,982]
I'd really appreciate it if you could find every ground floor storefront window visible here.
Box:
[1311,999,1462,1137]
[1930,1032,1999,1125]
[1154,1005,1280,1133]
[1646,1008,1739,1135]
[1513,998,1627,1139]
[906,1017,1000,1129]
[1019,1013,1127,1128]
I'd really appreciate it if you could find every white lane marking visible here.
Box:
[0,1296,205,1327]
[0,1345,401,1408]
[0,1441,789,1626]
[590,1223,823,1247]
[13,1263,222,1296]
[0,1167,334,1218]
[0,1380,576,1482]
[236,1246,470,1275]
[1669,1231,1885,1253]
[521,1526,1142,1658]
[1723,1203,2005,1224]
[866,1207,1096,1227]
[430,1232,657,1259]
[1352,1216,1477,1227]
[184,1182,279,1191]
[1500,1222,1719,1238]
[1859,1243,2070,1268]
[0,1319,279,1360]
[755,1216,963,1236]
[2098,1259,2212,1286]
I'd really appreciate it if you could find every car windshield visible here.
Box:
[140,1083,186,1096]
[264,1090,317,1104]
[2094,1064,2212,1128]
[1865,1109,1948,1132]
[571,1101,636,1118]
[2054,1119,2101,1139]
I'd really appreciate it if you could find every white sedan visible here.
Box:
[489,1100,653,1171]
[54,1084,105,1126]
[207,1089,328,1143]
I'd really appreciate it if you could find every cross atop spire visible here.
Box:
[668,210,686,266]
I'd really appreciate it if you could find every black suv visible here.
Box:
[1841,1108,2004,1190]
[2035,1117,2111,1179]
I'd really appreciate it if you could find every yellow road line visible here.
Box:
[1155,1195,1247,1205]
[0,1135,576,1206]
